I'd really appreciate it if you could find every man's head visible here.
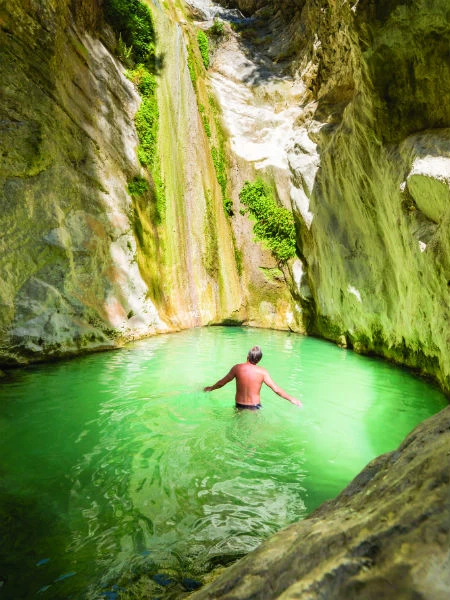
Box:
[247,346,262,365]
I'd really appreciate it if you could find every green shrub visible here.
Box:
[223,197,233,216]
[126,63,165,221]
[127,65,159,168]
[127,64,157,95]
[116,33,133,66]
[104,0,155,65]
[239,179,297,263]
[210,18,224,36]
[127,175,149,196]
[135,95,158,167]
[197,30,209,69]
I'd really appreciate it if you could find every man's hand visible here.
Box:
[203,386,213,392]
[291,398,303,407]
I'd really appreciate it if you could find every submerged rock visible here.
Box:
[190,404,450,599]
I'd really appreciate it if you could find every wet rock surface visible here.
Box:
[217,0,450,392]
[190,405,450,599]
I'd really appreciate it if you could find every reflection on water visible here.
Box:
[0,327,446,598]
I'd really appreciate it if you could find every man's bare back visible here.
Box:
[203,346,302,408]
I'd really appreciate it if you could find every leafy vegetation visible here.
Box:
[135,95,158,167]
[104,1,164,219]
[104,0,155,65]
[239,179,297,263]
[127,64,157,96]
[127,65,158,170]
[127,175,149,196]
[127,64,159,178]
[210,18,224,37]
[198,105,211,138]
[197,30,210,69]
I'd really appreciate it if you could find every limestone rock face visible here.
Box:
[296,0,450,393]
[218,0,450,391]
[190,405,450,599]
[0,0,243,364]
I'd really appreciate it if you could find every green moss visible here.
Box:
[209,111,232,216]
[130,188,165,303]
[211,145,232,216]
[71,37,89,59]
[211,147,225,195]
[187,50,197,86]
[260,267,284,282]
[199,104,211,137]
[186,58,230,216]
[126,63,165,221]
[204,191,219,277]
[153,168,166,223]
[234,245,243,276]
[197,30,210,69]
[127,65,158,169]
[239,179,297,263]
[104,0,155,65]
[135,97,158,166]
[210,18,224,37]
[127,175,149,196]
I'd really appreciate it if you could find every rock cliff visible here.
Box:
[0,0,245,364]
[183,0,450,393]
[2,0,450,595]
[222,0,450,392]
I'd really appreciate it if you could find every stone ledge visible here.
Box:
[190,405,450,599]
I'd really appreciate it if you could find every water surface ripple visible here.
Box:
[0,327,446,598]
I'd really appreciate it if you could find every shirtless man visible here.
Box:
[203,346,302,410]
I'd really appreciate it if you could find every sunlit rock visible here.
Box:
[190,405,450,599]
[0,0,243,363]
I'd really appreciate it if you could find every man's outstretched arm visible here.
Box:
[204,366,236,392]
[263,371,302,406]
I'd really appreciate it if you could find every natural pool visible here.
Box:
[0,326,447,599]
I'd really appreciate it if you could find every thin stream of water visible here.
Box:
[0,327,446,599]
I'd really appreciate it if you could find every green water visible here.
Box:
[0,327,447,599]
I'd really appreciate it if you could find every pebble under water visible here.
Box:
[0,327,447,599]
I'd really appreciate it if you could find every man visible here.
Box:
[203,346,302,410]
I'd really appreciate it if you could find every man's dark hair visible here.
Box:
[248,346,262,364]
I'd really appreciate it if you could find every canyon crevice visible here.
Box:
[1,0,450,597]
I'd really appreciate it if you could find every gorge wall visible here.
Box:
[0,0,305,367]
[4,0,450,391]
[187,2,450,598]
[217,0,450,391]
[1,0,450,598]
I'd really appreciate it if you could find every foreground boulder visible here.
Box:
[190,405,450,599]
